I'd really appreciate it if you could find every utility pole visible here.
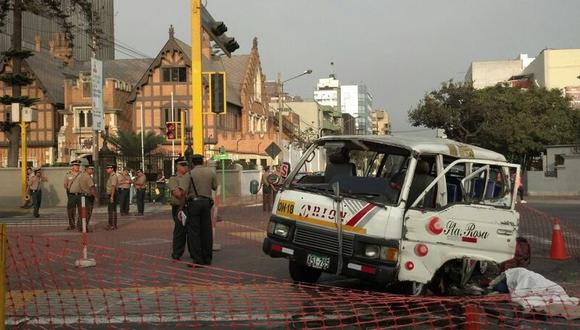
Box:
[277,72,283,164]
[191,0,203,155]
[9,0,23,168]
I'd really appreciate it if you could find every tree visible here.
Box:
[108,130,166,157]
[409,81,580,167]
[0,0,102,167]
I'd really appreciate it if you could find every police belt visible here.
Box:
[187,196,212,202]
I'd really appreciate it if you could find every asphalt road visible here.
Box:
[3,201,580,328]
[528,199,580,231]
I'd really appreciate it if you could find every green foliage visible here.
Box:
[0,0,103,48]
[0,73,33,86]
[0,95,39,106]
[1,49,33,60]
[409,81,580,166]
[108,130,166,157]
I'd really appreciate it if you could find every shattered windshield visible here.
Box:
[288,139,410,205]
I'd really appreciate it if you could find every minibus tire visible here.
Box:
[400,281,427,296]
[289,260,322,283]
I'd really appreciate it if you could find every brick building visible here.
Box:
[2,27,292,169]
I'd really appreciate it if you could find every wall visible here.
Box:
[240,170,262,197]
[522,52,546,87]
[0,167,69,208]
[544,49,580,89]
[469,59,523,89]
[527,156,580,196]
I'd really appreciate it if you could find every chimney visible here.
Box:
[34,34,41,52]
[49,32,73,65]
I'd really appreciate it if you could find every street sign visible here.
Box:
[265,142,281,159]
[91,58,104,131]
[213,153,230,161]
[281,162,290,179]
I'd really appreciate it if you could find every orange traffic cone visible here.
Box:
[550,217,570,260]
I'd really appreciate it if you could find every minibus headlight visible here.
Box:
[273,223,289,238]
[364,245,380,259]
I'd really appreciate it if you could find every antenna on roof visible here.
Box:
[329,61,336,79]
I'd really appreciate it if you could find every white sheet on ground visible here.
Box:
[505,267,580,319]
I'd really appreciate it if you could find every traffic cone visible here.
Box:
[550,217,570,260]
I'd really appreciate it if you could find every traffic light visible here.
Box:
[210,72,226,114]
[166,122,176,140]
[201,7,239,57]
[221,36,240,53]
[211,21,227,36]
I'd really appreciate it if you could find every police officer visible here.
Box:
[118,168,132,216]
[105,164,119,230]
[167,158,191,260]
[187,154,218,265]
[78,164,99,231]
[64,160,83,230]
[134,169,147,216]
[28,167,47,218]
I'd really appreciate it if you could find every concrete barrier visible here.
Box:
[0,167,69,208]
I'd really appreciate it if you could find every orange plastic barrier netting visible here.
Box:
[5,233,580,329]
[517,204,580,258]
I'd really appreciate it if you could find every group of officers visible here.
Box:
[35,154,218,266]
[63,160,148,232]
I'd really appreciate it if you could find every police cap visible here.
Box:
[70,160,81,166]
[175,157,188,166]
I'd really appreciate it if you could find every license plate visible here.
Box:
[277,199,295,215]
[306,254,331,270]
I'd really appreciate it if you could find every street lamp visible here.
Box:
[277,69,312,163]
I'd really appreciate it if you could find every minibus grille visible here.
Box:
[293,224,354,256]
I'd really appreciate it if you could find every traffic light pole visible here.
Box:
[191,0,203,155]
[19,122,28,204]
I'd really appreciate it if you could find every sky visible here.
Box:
[115,0,580,134]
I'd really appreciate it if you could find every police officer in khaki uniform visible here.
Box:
[118,169,132,216]
[167,158,191,260]
[28,168,47,218]
[78,164,99,231]
[105,164,119,230]
[187,154,218,265]
[64,160,83,230]
[134,169,147,216]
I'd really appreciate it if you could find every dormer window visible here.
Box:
[162,67,187,82]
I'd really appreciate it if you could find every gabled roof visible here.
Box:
[131,36,249,107]
[75,58,153,85]
[23,51,78,104]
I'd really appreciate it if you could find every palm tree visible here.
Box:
[109,130,165,156]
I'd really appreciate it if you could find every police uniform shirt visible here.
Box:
[79,172,96,195]
[134,175,147,189]
[28,175,42,191]
[167,172,191,205]
[119,173,132,189]
[65,171,83,193]
[188,166,218,198]
[68,172,83,194]
[106,172,119,195]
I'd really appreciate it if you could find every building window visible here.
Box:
[162,67,187,82]
[75,107,93,129]
[216,108,241,131]
[163,108,188,125]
